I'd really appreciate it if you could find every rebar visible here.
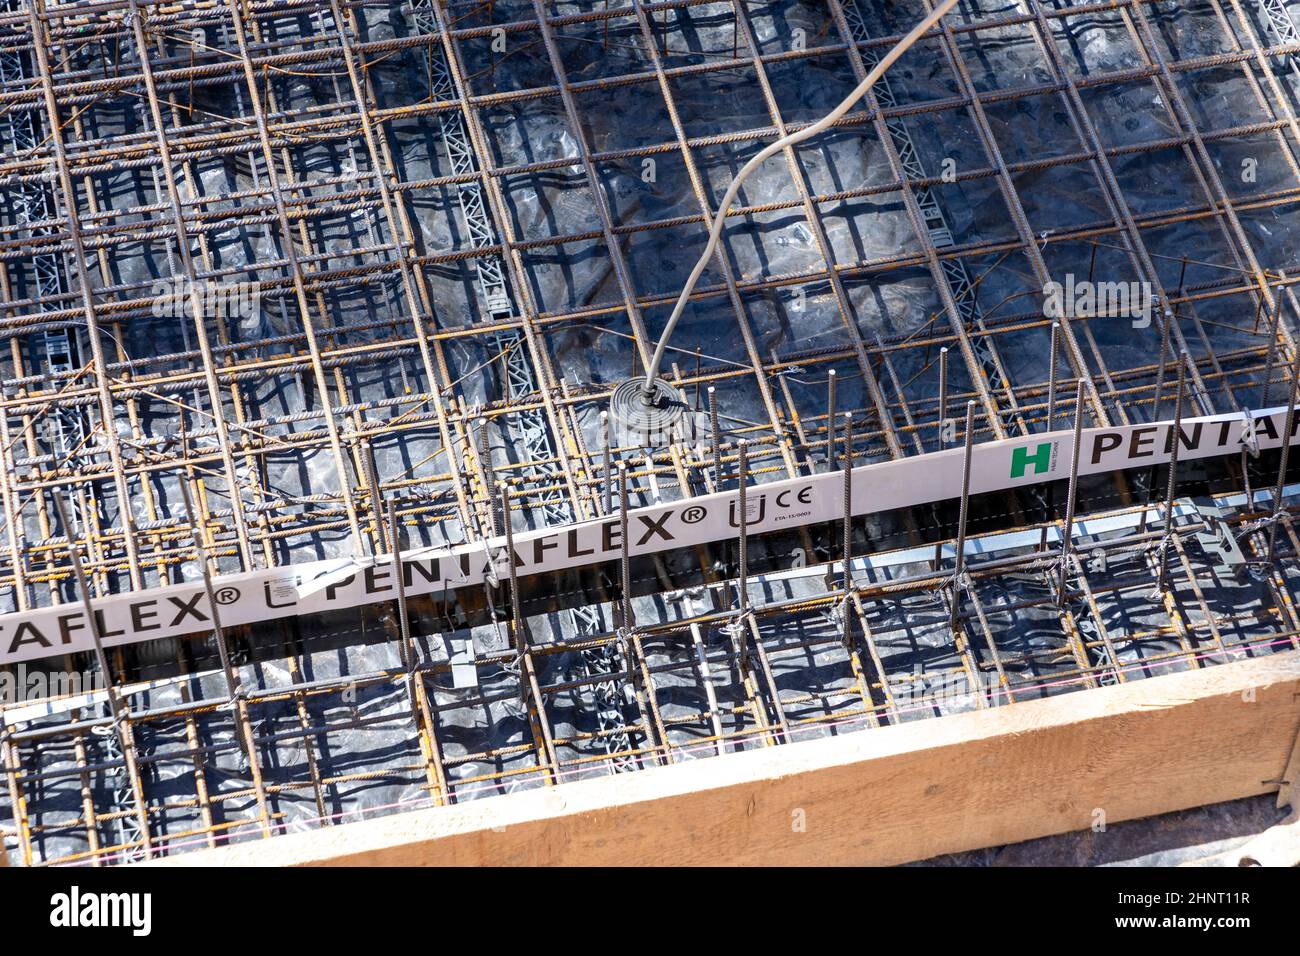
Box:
[3,0,1300,866]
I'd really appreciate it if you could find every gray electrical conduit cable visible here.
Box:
[640,0,963,398]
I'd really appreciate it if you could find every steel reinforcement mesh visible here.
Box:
[2,0,1300,864]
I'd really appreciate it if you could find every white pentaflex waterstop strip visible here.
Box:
[0,403,1293,667]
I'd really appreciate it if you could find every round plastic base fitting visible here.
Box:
[610,378,687,446]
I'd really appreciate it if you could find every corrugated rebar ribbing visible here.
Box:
[2,0,1300,865]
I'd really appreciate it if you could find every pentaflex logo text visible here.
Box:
[50,887,152,936]
[0,404,1296,668]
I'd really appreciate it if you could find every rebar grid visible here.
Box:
[5,480,1300,865]
[1,0,1300,864]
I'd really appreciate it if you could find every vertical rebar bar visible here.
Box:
[1260,290,1286,410]
[479,417,498,536]
[1047,322,1059,429]
[737,439,749,618]
[840,413,854,646]
[618,462,633,630]
[1152,308,1173,422]
[1267,355,1300,562]
[1158,358,1188,592]
[694,350,702,411]
[708,385,723,489]
[499,480,526,669]
[1058,380,1086,606]
[601,409,612,513]
[735,439,750,676]
[706,385,732,607]
[363,442,384,555]
[950,401,975,633]
[826,368,837,467]
[937,346,949,448]
[386,499,413,660]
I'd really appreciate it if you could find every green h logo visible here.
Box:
[1010,442,1051,479]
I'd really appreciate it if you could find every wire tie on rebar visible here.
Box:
[724,606,755,642]
[932,568,971,598]
[833,593,848,624]
[615,624,635,660]
[89,706,129,738]
[957,569,973,596]
[1054,552,1076,595]
[1239,408,1260,457]
[1155,530,1176,557]
[1234,510,1294,551]
[1236,516,1271,539]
